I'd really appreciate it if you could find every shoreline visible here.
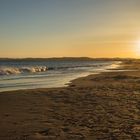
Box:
[0,59,140,139]
[0,61,122,93]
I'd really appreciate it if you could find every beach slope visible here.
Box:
[0,59,140,139]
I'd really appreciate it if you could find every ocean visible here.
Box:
[0,58,121,92]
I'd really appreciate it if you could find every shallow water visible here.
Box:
[0,59,121,92]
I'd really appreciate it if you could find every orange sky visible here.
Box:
[0,0,140,58]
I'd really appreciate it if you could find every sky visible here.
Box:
[0,0,140,58]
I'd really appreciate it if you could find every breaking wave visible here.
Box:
[0,64,103,76]
[0,61,121,76]
[0,66,48,75]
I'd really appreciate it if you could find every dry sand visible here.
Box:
[0,60,140,140]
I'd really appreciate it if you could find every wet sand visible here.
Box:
[0,59,140,140]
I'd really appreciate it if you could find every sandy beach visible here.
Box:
[0,59,140,140]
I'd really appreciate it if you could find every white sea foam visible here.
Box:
[0,66,48,75]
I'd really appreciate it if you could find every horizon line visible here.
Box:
[0,57,138,60]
